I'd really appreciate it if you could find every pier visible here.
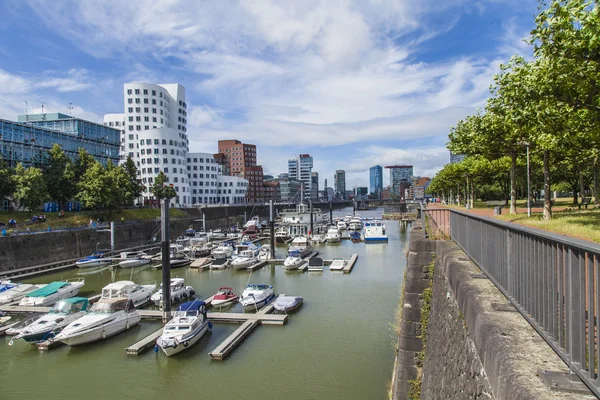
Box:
[209,320,259,360]
[126,328,164,355]
[343,254,358,273]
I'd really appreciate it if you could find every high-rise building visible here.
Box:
[310,172,319,201]
[288,154,313,201]
[369,165,383,198]
[334,170,346,200]
[385,165,413,198]
[104,83,189,207]
[217,139,264,203]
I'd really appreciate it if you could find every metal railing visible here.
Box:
[448,208,600,397]
[419,204,450,238]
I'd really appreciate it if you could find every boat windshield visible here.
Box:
[50,301,75,314]
[90,300,129,313]
[165,325,190,331]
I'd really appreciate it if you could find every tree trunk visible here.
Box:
[579,164,586,204]
[572,182,578,204]
[470,179,475,208]
[465,177,469,207]
[543,150,552,220]
[510,151,517,214]
[457,185,460,205]
[594,158,600,206]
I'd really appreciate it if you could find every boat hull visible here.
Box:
[76,260,112,268]
[232,260,255,270]
[274,299,303,313]
[118,259,151,268]
[241,292,276,311]
[56,314,140,346]
[159,322,210,357]
[364,237,388,242]
[19,285,83,307]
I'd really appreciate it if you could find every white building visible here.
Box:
[187,152,248,206]
[105,83,189,207]
[288,153,314,201]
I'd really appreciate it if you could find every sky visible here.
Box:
[0,0,537,190]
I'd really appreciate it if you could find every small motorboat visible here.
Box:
[19,279,85,307]
[8,297,90,344]
[349,231,362,242]
[231,249,257,270]
[325,227,341,243]
[150,278,195,306]
[287,236,313,258]
[75,252,112,268]
[210,258,230,270]
[232,242,260,258]
[348,216,363,230]
[329,258,347,271]
[274,226,291,243]
[209,229,227,240]
[52,297,140,346]
[155,299,211,357]
[118,256,151,268]
[307,257,324,272]
[101,281,156,308]
[258,245,273,260]
[364,220,388,242]
[0,284,44,306]
[0,281,18,294]
[311,234,326,243]
[152,253,192,269]
[337,220,347,230]
[211,243,234,259]
[210,287,238,309]
[273,295,303,313]
[239,284,276,311]
[283,250,303,270]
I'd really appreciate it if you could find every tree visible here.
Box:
[13,163,48,213]
[76,161,107,210]
[150,171,176,204]
[44,144,75,206]
[0,161,15,206]
[73,148,96,187]
[121,155,143,207]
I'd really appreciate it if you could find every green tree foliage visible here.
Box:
[73,148,96,186]
[0,161,15,204]
[13,163,48,213]
[150,171,176,202]
[121,155,143,207]
[43,144,75,206]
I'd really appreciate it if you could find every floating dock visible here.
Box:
[0,321,18,336]
[247,260,268,271]
[209,320,259,360]
[343,254,358,274]
[126,328,164,355]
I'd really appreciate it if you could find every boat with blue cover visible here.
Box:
[155,299,211,356]
[0,281,18,293]
[239,284,276,311]
[349,231,362,242]
[75,252,113,268]
[7,297,90,344]
[19,279,85,307]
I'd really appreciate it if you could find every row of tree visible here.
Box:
[428,0,600,219]
[0,144,176,212]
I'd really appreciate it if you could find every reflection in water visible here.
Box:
[3,207,408,400]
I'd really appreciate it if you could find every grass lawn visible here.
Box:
[472,197,589,209]
[0,208,190,233]
[496,209,600,243]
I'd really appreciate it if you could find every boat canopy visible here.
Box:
[0,283,17,293]
[50,297,90,313]
[246,284,270,290]
[177,299,205,312]
[26,281,68,298]
[349,231,361,238]
[91,298,134,312]
[288,250,301,257]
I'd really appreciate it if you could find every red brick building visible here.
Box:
[263,180,280,203]
[217,139,264,203]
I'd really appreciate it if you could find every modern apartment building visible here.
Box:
[288,154,314,201]
[386,165,414,198]
[217,139,264,203]
[369,165,383,198]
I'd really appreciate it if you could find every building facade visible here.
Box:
[386,165,414,198]
[217,175,248,205]
[277,174,303,203]
[263,180,281,203]
[0,114,120,168]
[217,139,264,203]
[310,172,319,201]
[334,170,346,200]
[369,165,383,198]
[104,83,189,207]
[288,154,314,201]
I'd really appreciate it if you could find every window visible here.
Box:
[160,92,163,98]
[164,168,169,173]
[153,117,157,123]
[128,107,133,113]
[174,177,178,183]
[160,110,163,115]
[152,108,157,114]
[163,158,168,164]
[154,148,159,154]
[127,89,132,95]
[161,118,164,124]
[144,108,149,113]
[136,116,141,121]
[146,139,151,145]
[152,90,156,96]
[136,125,141,131]
[135,107,140,112]
[145,125,149,130]
[128,134,134,140]
[128,98,133,104]
[135,89,140,94]
[160,100,163,106]
[154,158,159,164]
[154,167,159,173]
[128,143,133,149]
[162,149,167,154]
[172,158,176,164]
[135,98,140,104]
[141,149,146,155]
[128,125,134,131]
[143,89,148,95]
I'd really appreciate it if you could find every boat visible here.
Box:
[0,311,10,326]
[118,256,152,268]
[232,241,260,258]
[210,258,230,270]
[155,299,211,357]
[348,216,363,230]
[7,297,90,344]
[52,298,140,346]
[231,249,257,270]
[210,287,238,309]
[101,281,156,308]
[152,252,192,269]
[0,281,18,294]
[307,257,324,272]
[258,245,273,260]
[75,252,112,268]
[274,226,291,243]
[193,231,210,242]
[329,258,347,271]
[364,220,388,242]
[283,250,303,270]
[19,279,85,307]
[337,220,347,230]
[349,231,362,242]
[242,221,260,240]
[0,284,44,306]
[325,227,341,243]
[287,236,312,258]
[184,228,196,237]
[150,278,195,306]
[311,234,326,243]
[209,229,227,240]
[344,215,353,223]
[273,295,303,313]
[211,242,234,259]
[239,284,276,310]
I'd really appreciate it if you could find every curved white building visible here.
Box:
[187,153,248,206]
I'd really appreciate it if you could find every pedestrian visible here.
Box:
[121,216,125,223]
[89,219,93,227]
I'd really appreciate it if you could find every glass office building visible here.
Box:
[1,113,120,168]
[369,165,383,197]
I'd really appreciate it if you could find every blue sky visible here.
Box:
[0,0,537,189]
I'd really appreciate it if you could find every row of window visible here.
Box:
[140,158,183,165]
[186,157,214,163]
[140,139,186,147]
[127,97,167,107]
[127,88,168,99]
[140,148,183,156]
[127,107,168,117]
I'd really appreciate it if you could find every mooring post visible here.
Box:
[110,221,115,253]
[202,211,206,233]
[329,201,333,224]
[161,198,171,323]
[310,200,314,236]
[269,200,275,259]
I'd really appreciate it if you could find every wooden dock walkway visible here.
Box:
[209,320,259,360]
[0,321,18,336]
[247,260,268,271]
[126,328,163,355]
[343,254,358,273]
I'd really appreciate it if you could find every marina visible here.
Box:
[0,208,409,400]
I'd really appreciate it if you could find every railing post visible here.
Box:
[506,229,513,295]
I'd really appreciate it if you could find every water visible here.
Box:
[0,208,409,400]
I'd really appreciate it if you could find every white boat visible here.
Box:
[0,284,44,306]
[209,229,227,240]
[287,236,312,258]
[329,258,347,271]
[307,257,324,272]
[273,295,303,313]
[210,258,230,270]
[344,215,353,223]
[210,287,238,308]
[364,220,388,242]
[311,234,326,243]
[283,250,303,270]
[101,281,156,308]
[325,227,341,243]
[118,256,152,268]
[337,220,347,230]
[52,298,140,346]
[211,243,234,259]
[274,226,291,243]
[8,297,90,344]
[75,252,112,268]
[231,250,257,270]
[19,279,85,307]
[239,284,276,310]
[150,278,195,306]
[155,299,211,357]
[193,231,210,242]
[258,245,273,260]
[232,242,260,258]
[348,216,363,230]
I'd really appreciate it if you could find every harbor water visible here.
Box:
[0,208,410,400]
